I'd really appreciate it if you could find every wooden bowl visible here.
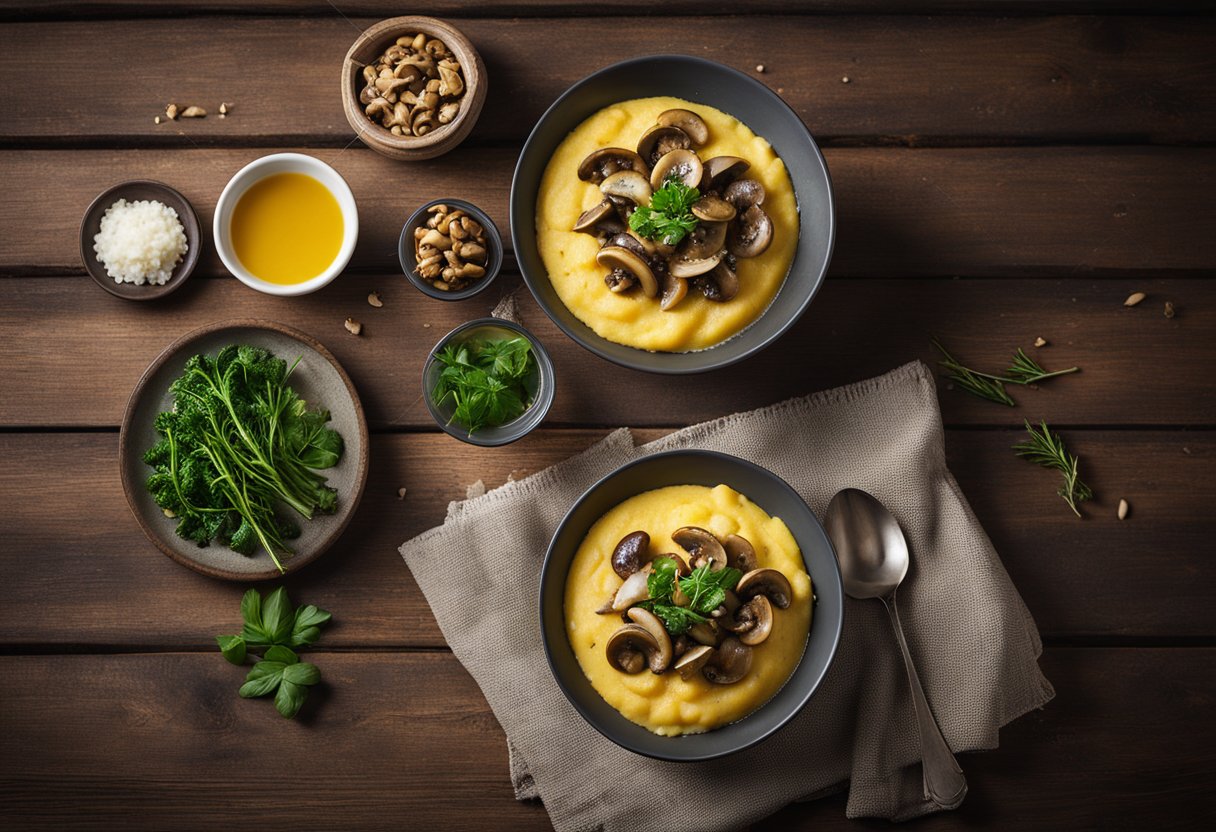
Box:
[342,16,486,161]
[79,180,201,301]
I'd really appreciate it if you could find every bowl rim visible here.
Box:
[79,179,201,301]
[341,15,486,157]
[213,152,359,297]
[399,197,504,301]
[538,448,844,761]
[510,54,836,375]
[420,316,556,447]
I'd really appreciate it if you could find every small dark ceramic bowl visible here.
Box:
[422,317,556,446]
[511,55,835,374]
[400,198,503,301]
[540,450,844,761]
[80,180,201,300]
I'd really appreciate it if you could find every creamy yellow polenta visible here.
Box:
[536,97,799,353]
[564,484,812,736]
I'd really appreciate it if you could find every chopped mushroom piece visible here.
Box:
[702,637,753,684]
[596,246,659,298]
[578,147,648,184]
[730,595,774,646]
[672,526,728,570]
[637,124,692,167]
[626,607,674,673]
[656,109,709,147]
[610,564,652,611]
[673,645,714,680]
[606,624,661,674]
[611,530,651,579]
[736,568,792,609]
[649,148,703,191]
[723,534,758,571]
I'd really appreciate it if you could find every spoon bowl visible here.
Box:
[825,488,909,599]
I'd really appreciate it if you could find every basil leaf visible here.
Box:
[240,588,262,628]
[240,622,272,647]
[275,679,309,718]
[282,662,321,687]
[239,661,286,698]
[646,557,678,603]
[216,634,246,665]
[293,604,332,632]
[260,587,294,644]
[264,645,298,665]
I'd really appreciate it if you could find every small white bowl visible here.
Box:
[213,153,359,296]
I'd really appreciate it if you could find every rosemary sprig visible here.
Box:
[1013,420,1093,518]
[932,339,1015,406]
[1000,348,1079,385]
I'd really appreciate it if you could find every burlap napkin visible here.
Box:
[399,361,1054,830]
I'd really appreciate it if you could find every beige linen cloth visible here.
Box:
[399,361,1054,830]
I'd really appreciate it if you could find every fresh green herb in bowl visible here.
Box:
[423,318,556,447]
[142,344,344,572]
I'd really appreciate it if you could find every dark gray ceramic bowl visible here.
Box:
[510,55,835,374]
[540,450,843,761]
[400,198,503,301]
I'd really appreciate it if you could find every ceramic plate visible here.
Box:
[119,320,369,580]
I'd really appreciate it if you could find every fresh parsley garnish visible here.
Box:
[217,587,331,718]
[638,557,743,635]
[628,179,700,245]
[431,336,537,434]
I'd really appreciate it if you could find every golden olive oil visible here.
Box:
[231,172,343,284]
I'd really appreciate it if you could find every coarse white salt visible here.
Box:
[92,198,188,285]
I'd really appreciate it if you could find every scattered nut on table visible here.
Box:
[413,203,489,291]
[181,105,207,118]
[344,317,363,335]
[1034,336,1048,347]
[1124,291,1146,307]
[1117,498,1129,520]
[359,32,466,137]
[1164,301,1175,318]
[367,291,383,307]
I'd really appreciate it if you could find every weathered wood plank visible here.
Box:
[1,16,1211,146]
[0,649,1210,830]
[4,147,1211,278]
[0,276,1207,429]
[1,429,1210,649]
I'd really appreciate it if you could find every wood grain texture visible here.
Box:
[0,275,1208,429]
[1,429,1210,650]
[0,649,1211,830]
[5,147,1212,278]
[1,16,1212,146]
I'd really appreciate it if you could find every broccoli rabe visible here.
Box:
[143,345,344,572]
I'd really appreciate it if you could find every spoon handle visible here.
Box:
[882,592,968,809]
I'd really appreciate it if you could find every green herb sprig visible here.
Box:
[933,339,1079,407]
[431,336,536,434]
[628,179,700,246]
[640,557,743,635]
[217,587,331,718]
[1013,420,1093,518]
[143,345,344,572]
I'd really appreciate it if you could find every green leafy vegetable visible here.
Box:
[143,345,344,572]
[1013,420,1094,518]
[430,336,537,434]
[628,179,700,245]
[644,603,708,635]
[933,339,1080,407]
[679,565,743,615]
[637,559,743,635]
[218,587,332,719]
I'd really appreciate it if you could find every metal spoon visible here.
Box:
[825,488,967,809]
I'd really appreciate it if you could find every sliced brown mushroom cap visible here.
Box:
[723,534,758,571]
[606,623,663,674]
[736,567,793,609]
[672,526,728,570]
[691,195,737,223]
[609,565,652,611]
[656,109,709,147]
[650,149,704,191]
[659,272,689,312]
[688,620,720,646]
[626,607,674,673]
[603,232,648,258]
[669,249,724,279]
[604,269,636,293]
[573,199,617,234]
[702,636,753,684]
[728,205,774,259]
[701,156,751,191]
[578,147,648,184]
[723,178,766,210]
[680,221,727,262]
[693,259,739,302]
[637,124,691,167]
[611,530,651,579]
[673,644,715,680]
[710,589,740,620]
[600,170,653,205]
[728,595,774,646]
[597,246,659,298]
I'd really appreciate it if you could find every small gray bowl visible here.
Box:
[422,317,556,446]
[510,55,835,374]
[400,198,503,301]
[540,449,844,761]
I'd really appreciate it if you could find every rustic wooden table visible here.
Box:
[1,2,1213,829]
